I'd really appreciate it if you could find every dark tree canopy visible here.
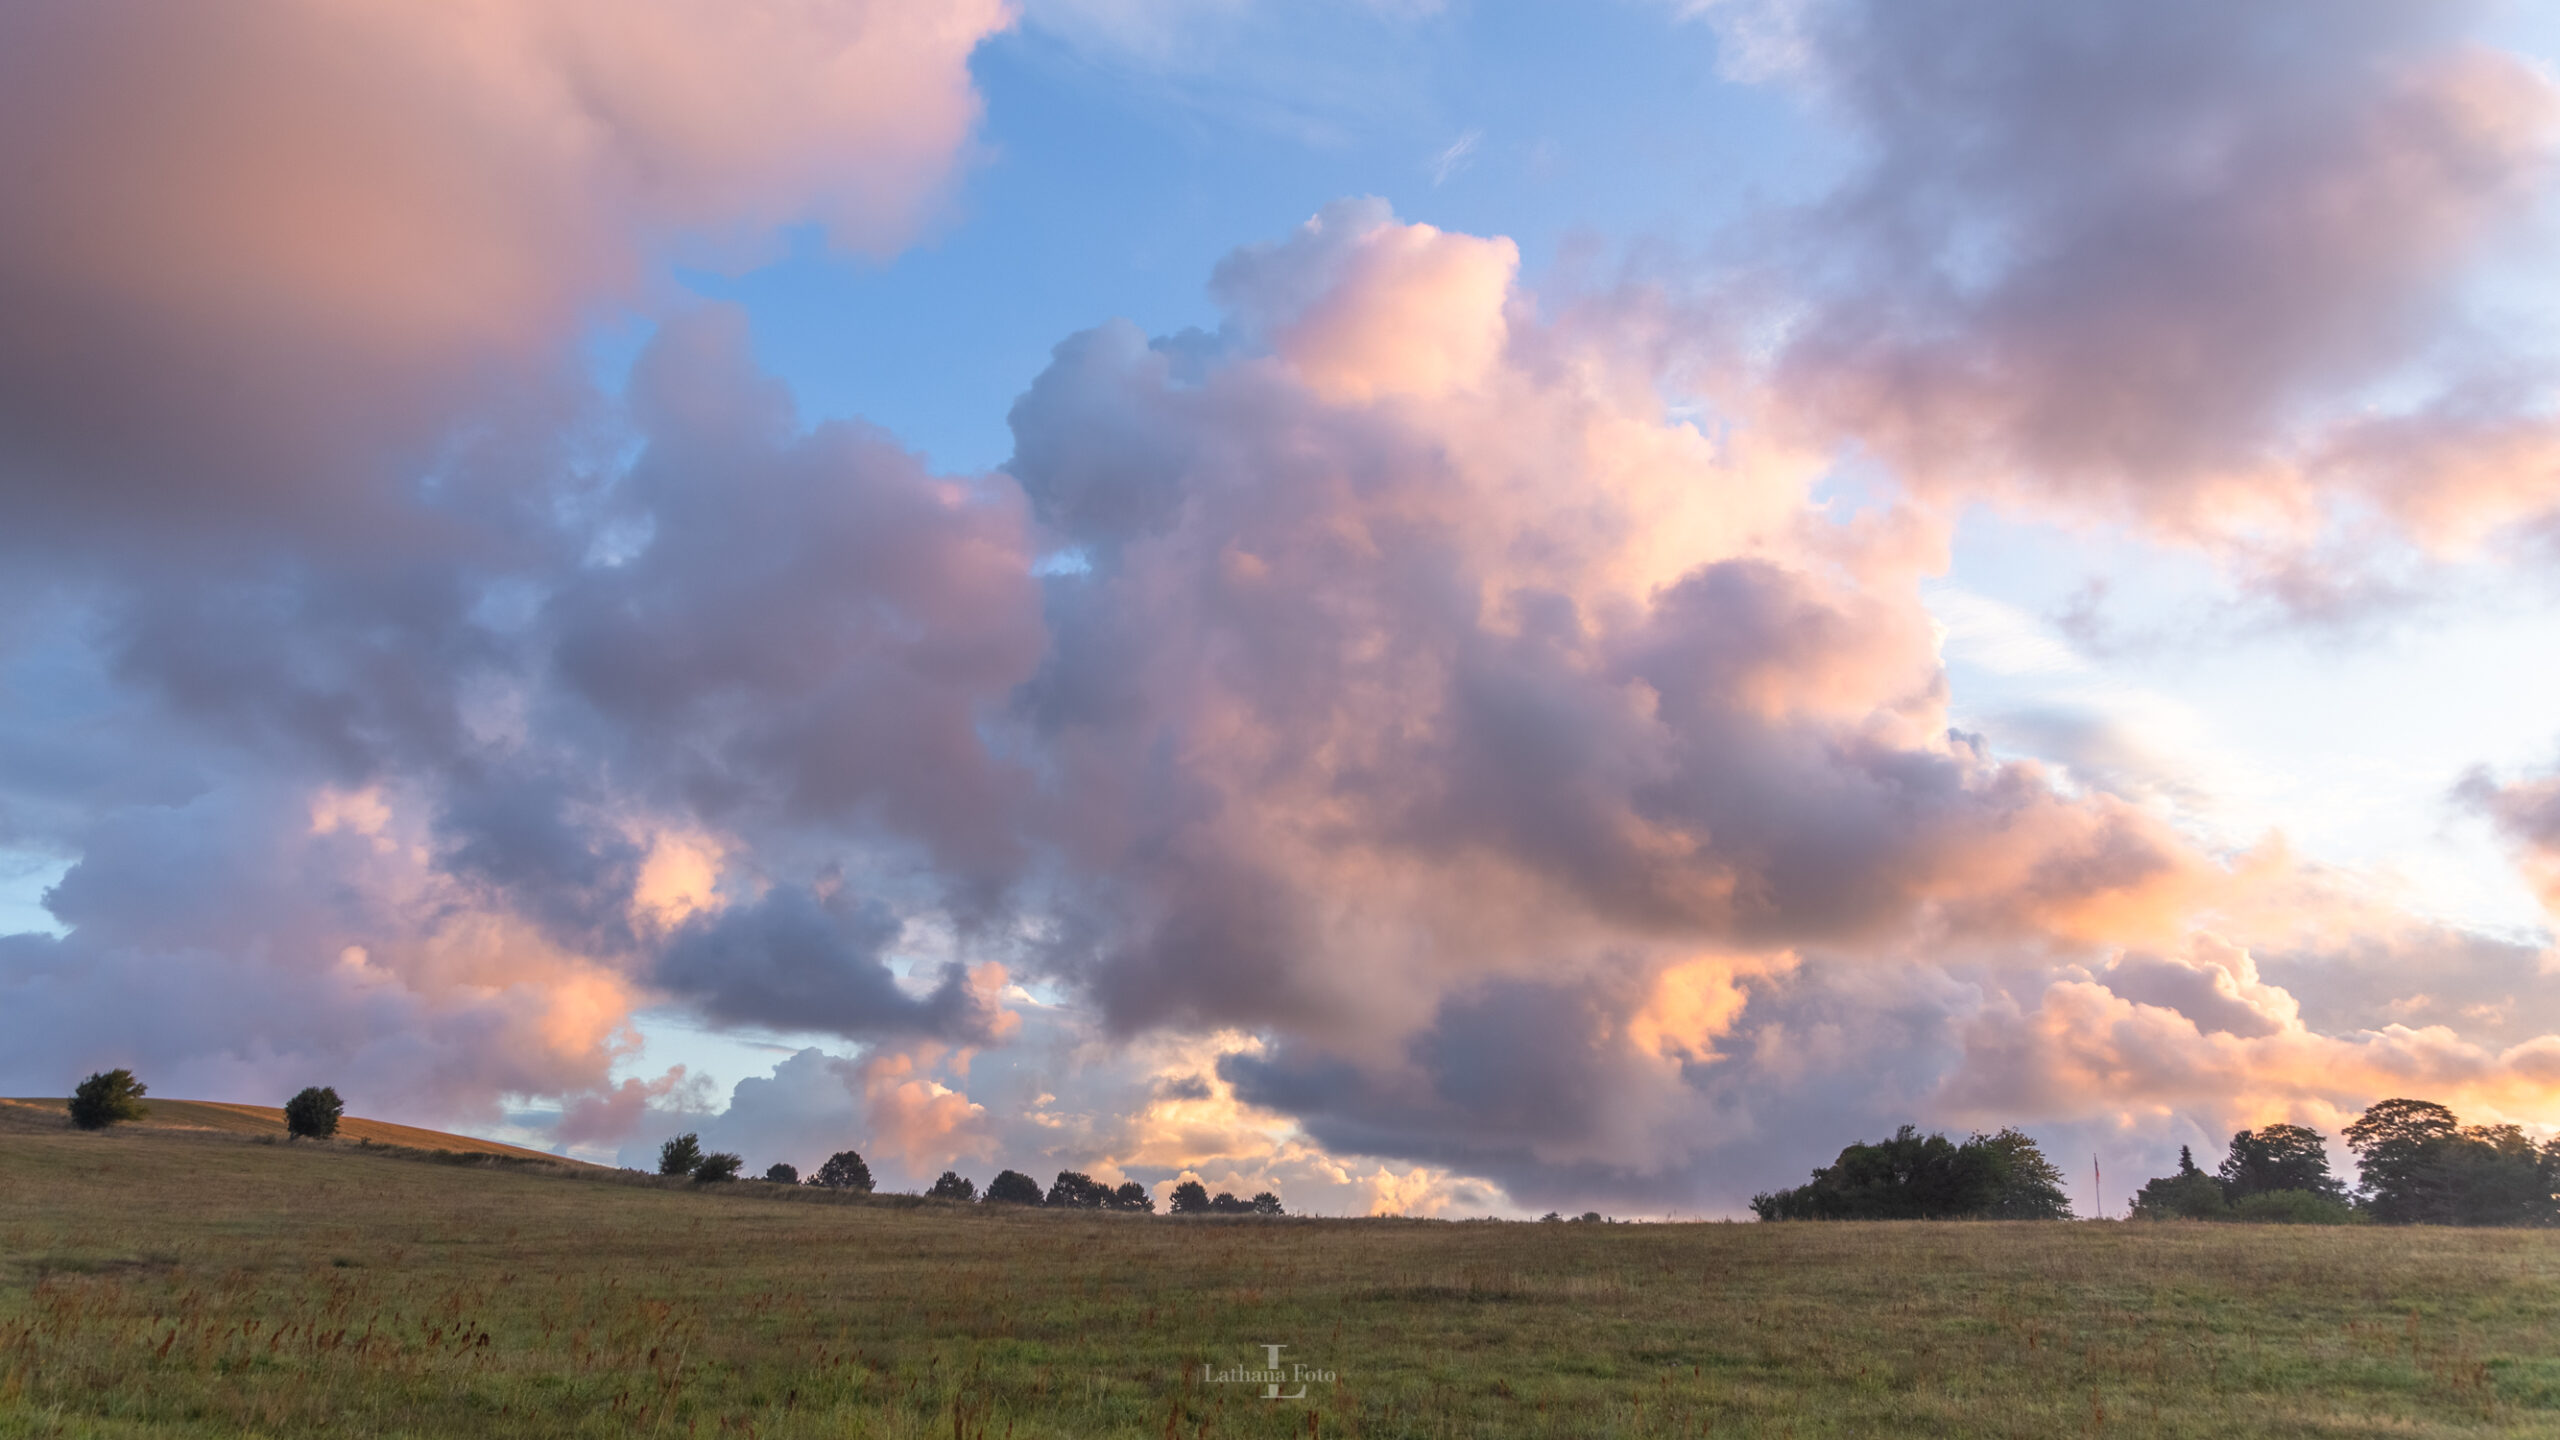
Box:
[984,1169,1043,1205]
[657,1133,703,1177]
[2130,1145,2229,1220]
[1168,1179,1211,1214]
[764,1162,799,1184]
[693,1151,743,1183]
[928,1170,977,1201]
[809,1150,875,1193]
[2218,1124,2345,1202]
[68,1069,149,1130]
[1110,1181,1155,1212]
[283,1086,343,1140]
[1250,1191,1285,1215]
[2344,1098,2463,1224]
[1751,1125,2073,1221]
[1047,1170,1112,1208]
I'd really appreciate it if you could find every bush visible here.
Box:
[984,1169,1043,1205]
[2229,1190,2361,1225]
[68,1069,149,1130]
[283,1086,343,1140]
[764,1163,799,1184]
[693,1152,743,1183]
[809,1150,874,1193]
[928,1170,977,1201]
[657,1133,704,1177]
[1168,1179,1211,1214]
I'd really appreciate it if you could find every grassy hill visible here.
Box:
[2,1115,2557,1437]
[0,1096,584,1164]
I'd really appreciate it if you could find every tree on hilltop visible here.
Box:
[984,1169,1042,1205]
[2218,1124,2345,1202]
[1751,1124,2073,1220]
[765,1162,799,1184]
[1250,1192,1284,1215]
[2130,1146,2229,1219]
[1047,1170,1113,1208]
[928,1170,977,1201]
[658,1133,704,1177]
[693,1151,743,1183]
[1168,1179,1211,1214]
[1111,1181,1155,1212]
[809,1150,875,1193]
[68,1069,149,1130]
[284,1086,343,1140]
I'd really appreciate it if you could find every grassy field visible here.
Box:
[4,1106,2559,1438]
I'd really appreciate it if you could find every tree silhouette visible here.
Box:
[984,1169,1043,1205]
[68,1069,149,1130]
[283,1086,343,1140]
[2218,1124,2345,1201]
[1168,1179,1211,1214]
[809,1150,875,1193]
[1752,1125,2074,1220]
[1111,1181,1156,1212]
[764,1163,799,1184]
[693,1152,743,1182]
[657,1133,704,1177]
[1047,1170,1112,1208]
[928,1170,977,1201]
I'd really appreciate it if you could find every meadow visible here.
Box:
[3,1105,2558,1438]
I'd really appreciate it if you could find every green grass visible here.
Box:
[4,1108,2558,1437]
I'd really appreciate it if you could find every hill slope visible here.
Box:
[3,1113,2558,1436]
[0,1095,583,1164]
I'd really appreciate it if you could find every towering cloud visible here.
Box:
[3,1,2557,1214]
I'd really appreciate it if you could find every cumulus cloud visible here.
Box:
[1706,0,2560,556]
[7,0,2560,1216]
[0,0,1009,550]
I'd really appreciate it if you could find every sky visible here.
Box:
[4,0,2560,1220]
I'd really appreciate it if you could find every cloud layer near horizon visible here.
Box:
[4,0,2559,1215]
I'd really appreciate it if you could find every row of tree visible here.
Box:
[1756,1097,2560,1226]
[653,1135,1284,1214]
[2135,1099,2560,1226]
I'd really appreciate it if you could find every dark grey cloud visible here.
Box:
[654,888,1004,1043]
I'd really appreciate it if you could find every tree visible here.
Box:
[928,1170,977,1201]
[1752,1125,2074,1220]
[765,1163,799,1184]
[283,1086,343,1140]
[1210,1191,1250,1214]
[809,1150,875,1193]
[1168,1179,1211,1214]
[1047,1170,1112,1208]
[1251,1191,1285,1216]
[1972,1128,2074,1219]
[693,1152,743,1183]
[2130,1146,2229,1220]
[2345,1098,2462,1224]
[2218,1124,2346,1202]
[658,1133,704,1177]
[68,1069,149,1130]
[984,1169,1043,1205]
[1110,1181,1156,1212]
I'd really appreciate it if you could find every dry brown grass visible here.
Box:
[4,1111,2558,1437]
[0,1098,584,1165]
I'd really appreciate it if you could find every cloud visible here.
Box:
[1709,0,2560,555]
[0,0,1009,552]
[4,0,2557,1223]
